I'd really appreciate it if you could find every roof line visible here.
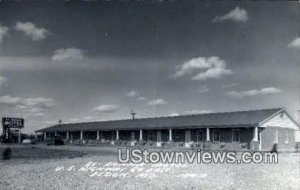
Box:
[54,107,284,126]
[35,107,284,132]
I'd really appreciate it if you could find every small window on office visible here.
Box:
[285,130,289,144]
[280,112,284,119]
[232,129,240,142]
[213,130,220,142]
[274,130,278,143]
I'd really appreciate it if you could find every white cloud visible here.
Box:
[126,90,148,102]
[126,90,140,98]
[288,37,300,49]
[0,24,8,44]
[0,95,55,117]
[69,118,80,123]
[171,56,232,81]
[0,95,21,106]
[185,109,213,115]
[83,116,94,121]
[138,97,146,101]
[222,83,238,89]
[197,85,210,94]
[93,104,119,114]
[52,48,84,64]
[169,112,180,117]
[15,22,48,41]
[226,87,282,98]
[26,112,46,118]
[0,76,7,86]
[148,99,167,106]
[213,7,248,23]
[43,120,57,125]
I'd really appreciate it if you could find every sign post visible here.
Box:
[2,117,24,144]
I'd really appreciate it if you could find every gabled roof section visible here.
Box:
[36,108,283,132]
[259,109,300,130]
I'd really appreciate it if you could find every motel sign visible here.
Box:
[2,117,24,143]
[2,117,24,128]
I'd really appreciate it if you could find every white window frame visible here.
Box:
[213,130,220,142]
[232,129,240,142]
[285,130,289,144]
[274,130,278,143]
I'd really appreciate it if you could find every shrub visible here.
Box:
[2,147,12,160]
[271,143,277,153]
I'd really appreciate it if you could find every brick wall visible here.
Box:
[260,127,296,151]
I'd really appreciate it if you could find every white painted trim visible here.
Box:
[285,130,289,144]
[274,130,278,144]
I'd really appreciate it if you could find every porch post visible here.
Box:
[54,131,57,137]
[169,129,172,141]
[80,131,83,140]
[66,131,69,139]
[206,128,210,141]
[139,129,143,140]
[253,127,258,141]
[116,130,119,140]
[44,132,47,139]
[185,129,191,148]
[157,131,162,147]
[131,131,136,146]
[18,129,22,144]
[96,131,100,140]
[131,131,135,141]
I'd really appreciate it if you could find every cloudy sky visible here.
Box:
[0,1,299,133]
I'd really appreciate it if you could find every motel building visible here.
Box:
[36,108,300,151]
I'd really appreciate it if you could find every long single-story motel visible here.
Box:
[36,108,300,151]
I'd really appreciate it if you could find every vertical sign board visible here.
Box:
[2,117,24,143]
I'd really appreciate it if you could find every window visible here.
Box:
[285,130,289,144]
[213,130,220,142]
[148,131,156,141]
[280,112,284,119]
[232,129,240,142]
[196,130,204,142]
[274,130,278,143]
[174,130,180,140]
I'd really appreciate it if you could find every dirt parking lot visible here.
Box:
[0,144,299,190]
